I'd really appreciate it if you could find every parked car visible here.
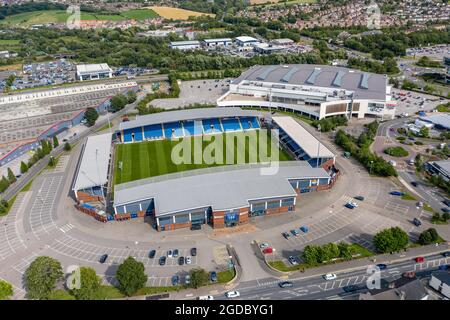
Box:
[99,254,108,264]
[324,273,337,281]
[198,295,214,300]
[278,281,293,288]
[159,256,166,266]
[291,229,300,236]
[148,250,156,259]
[415,256,425,263]
[172,275,179,286]
[390,191,404,196]
[210,271,217,282]
[416,201,423,208]
[186,256,192,264]
[259,242,270,249]
[403,271,416,278]
[225,291,240,298]
[262,247,273,254]
[411,181,418,187]
[167,250,173,258]
[191,248,197,256]
[178,256,185,265]
[442,252,450,257]
[282,232,291,239]
[173,249,179,257]
[442,199,450,207]
[288,256,298,266]
[376,264,387,270]
[354,196,365,201]
[413,218,422,227]
[345,202,357,209]
[300,226,309,233]
[438,264,449,270]
[185,275,191,285]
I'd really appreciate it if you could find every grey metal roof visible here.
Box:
[73,133,112,191]
[430,160,450,175]
[432,271,450,285]
[114,161,330,216]
[420,114,450,130]
[232,64,388,100]
[119,107,264,131]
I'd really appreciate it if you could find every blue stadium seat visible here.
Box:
[221,118,242,132]
[163,122,183,139]
[183,121,203,136]
[202,118,223,134]
[239,117,260,130]
[143,124,163,140]
[123,128,143,142]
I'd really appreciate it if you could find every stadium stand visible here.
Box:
[182,120,203,136]
[143,124,164,140]
[163,122,184,139]
[202,118,223,134]
[239,117,260,130]
[221,117,242,132]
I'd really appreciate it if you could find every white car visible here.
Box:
[167,250,173,258]
[259,242,270,249]
[324,273,337,281]
[198,295,214,300]
[225,291,240,298]
[186,256,192,264]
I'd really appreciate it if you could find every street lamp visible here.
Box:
[370,160,374,174]
[316,124,321,168]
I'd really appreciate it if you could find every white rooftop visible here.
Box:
[73,133,112,191]
[272,116,335,158]
[203,38,232,43]
[235,36,259,43]
[76,63,112,75]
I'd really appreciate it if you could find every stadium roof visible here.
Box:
[272,116,335,158]
[169,40,201,46]
[114,162,330,216]
[429,160,450,175]
[73,133,112,192]
[232,64,388,100]
[76,63,112,75]
[119,107,264,131]
[419,114,450,130]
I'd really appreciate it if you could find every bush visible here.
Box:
[189,268,209,289]
[384,146,409,157]
[396,136,406,141]
[0,279,13,300]
[84,107,99,127]
[414,141,424,145]
[64,142,71,151]
[418,228,441,245]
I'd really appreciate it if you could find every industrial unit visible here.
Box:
[76,63,113,81]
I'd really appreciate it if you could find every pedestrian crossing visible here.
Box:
[59,223,74,233]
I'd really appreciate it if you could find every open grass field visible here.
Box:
[146,6,214,20]
[250,0,316,5]
[114,131,293,185]
[0,9,158,26]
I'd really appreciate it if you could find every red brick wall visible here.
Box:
[321,158,335,171]
[77,191,102,203]
[266,205,292,215]
[212,211,225,229]
[238,207,249,225]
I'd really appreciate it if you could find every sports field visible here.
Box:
[0,9,158,26]
[146,6,214,20]
[114,131,293,185]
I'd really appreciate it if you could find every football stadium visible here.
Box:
[217,64,396,120]
[72,107,339,231]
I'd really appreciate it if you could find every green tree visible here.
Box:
[20,161,28,174]
[70,267,101,300]
[53,136,59,148]
[302,245,319,265]
[7,168,16,184]
[110,93,128,112]
[126,90,137,104]
[25,256,63,300]
[443,212,450,221]
[0,279,13,300]
[48,156,57,167]
[84,107,99,127]
[373,227,409,253]
[116,257,147,296]
[0,175,10,193]
[419,126,429,138]
[64,142,72,151]
[338,242,354,260]
[189,268,209,289]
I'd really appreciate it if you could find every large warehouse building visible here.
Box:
[76,63,113,81]
[217,64,395,120]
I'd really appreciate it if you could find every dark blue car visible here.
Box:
[376,264,387,270]
[390,191,404,196]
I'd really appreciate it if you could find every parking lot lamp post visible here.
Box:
[370,160,374,174]
[316,124,321,167]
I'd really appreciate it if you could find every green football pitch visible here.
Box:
[114,131,293,185]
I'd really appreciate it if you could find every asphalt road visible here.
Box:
[214,252,449,300]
